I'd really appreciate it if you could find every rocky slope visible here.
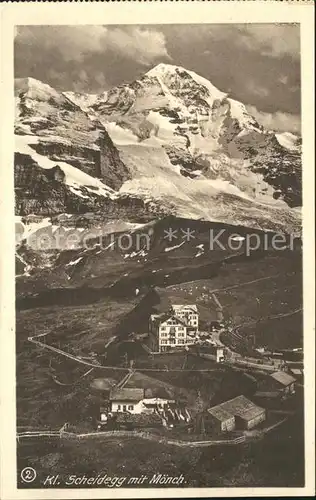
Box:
[16,213,301,303]
[66,63,301,226]
[15,77,130,209]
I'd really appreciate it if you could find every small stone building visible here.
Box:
[207,395,266,431]
[206,406,236,433]
[256,371,297,399]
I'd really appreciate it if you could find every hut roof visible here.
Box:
[110,388,144,402]
[208,395,264,422]
[270,371,296,387]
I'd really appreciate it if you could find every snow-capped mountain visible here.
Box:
[62,91,98,113]
[14,65,301,237]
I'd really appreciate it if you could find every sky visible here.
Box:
[14,24,301,133]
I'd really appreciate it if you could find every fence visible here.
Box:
[17,428,246,447]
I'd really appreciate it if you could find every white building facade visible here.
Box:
[172,305,199,330]
[109,388,175,415]
[109,388,145,414]
[148,305,199,353]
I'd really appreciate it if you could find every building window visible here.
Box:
[168,319,178,325]
[160,340,168,345]
[160,331,168,337]
[128,405,134,411]
[178,331,185,337]
[178,339,185,344]
[161,326,166,331]
[170,338,176,344]
[117,404,121,410]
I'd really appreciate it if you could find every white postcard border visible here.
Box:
[1,2,315,499]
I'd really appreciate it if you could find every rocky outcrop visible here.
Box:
[15,152,166,220]
[98,130,130,189]
[15,153,69,215]
[15,77,130,195]
[28,141,99,178]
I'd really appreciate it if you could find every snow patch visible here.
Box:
[16,253,32,277]
[15,134,115,198]
[195,243,205,257]
[104,122,140,146]
[15,216,52,243]
[186,68,226,102]
[276,132,300,151]
[66,256,83,267]
[165,241,185,252]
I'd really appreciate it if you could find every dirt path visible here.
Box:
[28,335,224,373]
[236,307,302,329]
[209,273,281,295]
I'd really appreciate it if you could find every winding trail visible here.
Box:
[236,307,302,329]
[52,367,94,386]
[28,334,226,372]
[168,272,281,294]
[208,273,281,295]
[28,303,302,374]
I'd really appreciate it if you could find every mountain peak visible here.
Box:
[14,77,61,101]
[146,62,184,74]
[146,63,226,102]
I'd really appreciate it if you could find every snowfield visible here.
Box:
[15,216,52,241]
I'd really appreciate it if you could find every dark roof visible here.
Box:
[208,395,265,422]
[143,388,173,399]
[207,406,234,422]
[270,371,296,387]
[110,388,144,402]
[150,313,188,327]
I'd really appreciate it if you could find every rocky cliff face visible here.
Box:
[15,77,130,199]
[15,147,168,220]
[15,153,68,215]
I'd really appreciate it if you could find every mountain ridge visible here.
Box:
[14,63,301,237]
